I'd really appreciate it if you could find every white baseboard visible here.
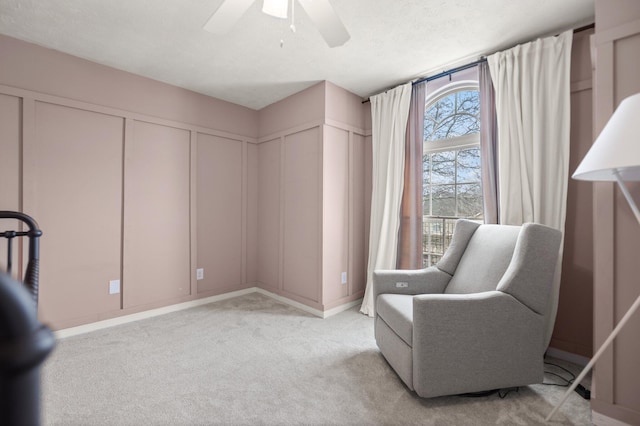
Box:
[546,346,590,367]
[593,411,634,426]
[55,287,363,339]
[252,287,324,317]
[252,287,362,318]
[322,299,363,318]
[55,288,256,339]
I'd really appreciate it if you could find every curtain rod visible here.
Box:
[361,58,484,104]
[361,22,595,104]
[411,57,486,86]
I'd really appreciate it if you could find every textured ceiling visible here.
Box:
[0,0,594,110]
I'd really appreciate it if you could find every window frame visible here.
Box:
[423,79,482,219]
[421,80,482,267]
[422,80,480,155]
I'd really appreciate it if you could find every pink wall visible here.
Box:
[325,81,368,130]
[596,0,640,30]
[1,32,371,327]
[258,82,326,137]
[0,34,261,329]
[255,79,371,311]
[0,93,21,277]
[0,35,258,138]
[196,134,245,294]
[591,1,640,423]
[549,28,594,358]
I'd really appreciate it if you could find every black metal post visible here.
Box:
[1,211,52,425]
[0,211,42,306]
[0,272,55,425]
[5,233,14,275]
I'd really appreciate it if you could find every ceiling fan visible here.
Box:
[203,0,350,48]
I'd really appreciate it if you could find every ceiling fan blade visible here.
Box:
[297,0,350,48]
[203,0,255,34]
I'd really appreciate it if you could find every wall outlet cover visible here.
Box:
[196,268,204,280]
[341,272,347,284]
[109,279,120,294]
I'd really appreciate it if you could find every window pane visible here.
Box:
[423,218,445,255]
[423,183,431,215]
[431,184,455,217]
[423,153,431,185]
[457,183,483,218]
[422,84,482,268]
[424,90,480,142]
[430,151,455,184]
[456,148,481,183]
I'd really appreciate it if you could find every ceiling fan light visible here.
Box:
[262,0,288,19]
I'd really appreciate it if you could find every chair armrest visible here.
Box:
[411,291,545,397]
[372,267,450,303]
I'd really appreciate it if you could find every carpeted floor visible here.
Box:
[42,293,591,425]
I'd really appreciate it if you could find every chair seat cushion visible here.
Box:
[376,294,414,346]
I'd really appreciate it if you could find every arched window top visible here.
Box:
[424,80,480,143]
[421,77,482,267]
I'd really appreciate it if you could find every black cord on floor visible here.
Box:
[459,388,519,399]
[498,387,519,399]
[543,360,591,400]
[458,361,590,401]
[460,389,499,398]
[544,371,572,387]
[543,361,576,387]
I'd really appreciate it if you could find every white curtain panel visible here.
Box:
[488,30,573,347]
[360,83,412,316]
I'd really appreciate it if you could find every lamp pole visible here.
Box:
[546,171,640,421]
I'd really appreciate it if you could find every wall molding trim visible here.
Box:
[595,16,640,44]
[324,118,370,136]
[54,287,364,339]
[570,78,593,93]
[257,119,325,144]
[593,410,634,426]
[0,83,258,144]
[545,347,590,366]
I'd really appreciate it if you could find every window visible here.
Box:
[422,81,482,267]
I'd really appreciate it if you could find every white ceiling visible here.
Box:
[0,0,594,110]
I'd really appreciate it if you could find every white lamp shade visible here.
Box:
[573,92,640,181]
[262,0,288,18]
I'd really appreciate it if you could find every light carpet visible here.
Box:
[42,293,591,425]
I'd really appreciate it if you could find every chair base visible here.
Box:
[459,389,499,397]
[375,316,413,390]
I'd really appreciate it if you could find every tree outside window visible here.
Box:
[422,83,482,267]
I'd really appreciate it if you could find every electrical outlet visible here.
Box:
[196,268,204,280]
[109,279,120,294]
[341,272,347,284]
[395,282,409,288]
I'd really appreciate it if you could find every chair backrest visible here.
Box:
[442,222,522,294]
[436,220,562,315]
[495,223,562,315]
[434,220,562,356]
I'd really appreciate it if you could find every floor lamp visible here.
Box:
[546,92,640,421]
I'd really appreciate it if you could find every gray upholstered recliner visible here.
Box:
[373,219,562,398]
